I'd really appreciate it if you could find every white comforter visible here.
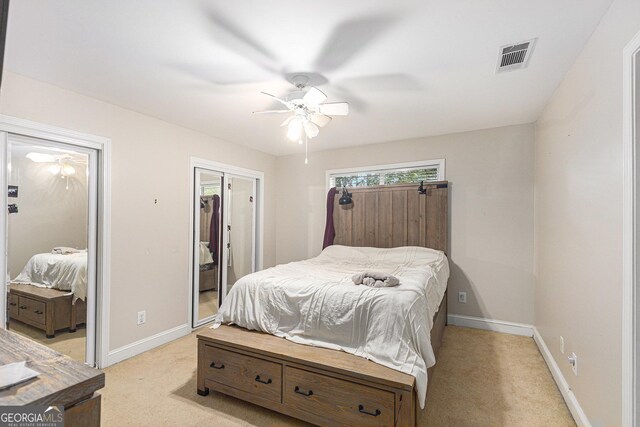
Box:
[215,245,449,408]
[13,252,87,302]
[199,242,214,266]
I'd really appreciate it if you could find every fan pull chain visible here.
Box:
[305,133,308,165]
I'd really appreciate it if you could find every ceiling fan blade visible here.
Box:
[261,92,290,108]
[26,152,58,163]
[303,87,327,106]
[252,110,291,114]
[319,102,349,116]
[303,121,319,139]
[310,113,332,128]
[314,15,396,73]
[202,6,280,76]
[280,115,295,127]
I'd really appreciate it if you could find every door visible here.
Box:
[221,175,256,298]
[192,168,223,327]
[4,134,98,365]
[190,164,259,328]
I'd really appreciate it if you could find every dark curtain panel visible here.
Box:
[322,187,337,250]
[210,194,221,264]
[0,1,8,90]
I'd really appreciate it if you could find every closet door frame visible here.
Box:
[188,157,263,330]
[0,115,111,368]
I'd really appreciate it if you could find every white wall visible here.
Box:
[276,124,535,324]
[0,72,277,351]
[7,150,88,277]
[534,0,640,424]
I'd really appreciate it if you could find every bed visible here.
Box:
[9,250,88,338]
[199,242,218,292]
[13,250,88,302]
[197,182,449,426]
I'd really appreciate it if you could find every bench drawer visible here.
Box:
[19,296,46,325]
[284,366,395,427]
[8,293,19,318]
[202,345,281,404]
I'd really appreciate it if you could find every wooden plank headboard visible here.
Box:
[333,181,448,253]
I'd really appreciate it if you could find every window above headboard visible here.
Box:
[327,159,445,189]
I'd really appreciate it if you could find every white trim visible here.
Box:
[325,158,446,191]
[533,327,592,427]
[623,29,640,427]
[447,314,533,337]
[188,157,265,330]
[0,132,6,331]
[0,115,112,369]
[106,323,190,366]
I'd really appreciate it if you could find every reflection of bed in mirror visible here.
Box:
[9,249,87,338]
[199,242,218,292]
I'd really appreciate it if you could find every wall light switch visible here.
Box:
[137,310,146,325]
[458,292,467,304]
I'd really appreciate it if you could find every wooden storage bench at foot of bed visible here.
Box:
[8,283,86,338]
[197,325,416,427]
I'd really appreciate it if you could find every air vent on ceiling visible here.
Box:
[496,38,537,73]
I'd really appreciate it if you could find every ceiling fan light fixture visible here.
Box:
[48,164,61,175]
[303,121,319,138]
[62,164,76,176]
[286,117,303,141]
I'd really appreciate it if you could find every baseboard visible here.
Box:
[447,314,533,337]
[106,323,190,367]
[533,327,591,427]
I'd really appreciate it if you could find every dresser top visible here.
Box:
[0,329,104,406]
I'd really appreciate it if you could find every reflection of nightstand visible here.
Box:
[8,283,86,338]
[199,265,218,292]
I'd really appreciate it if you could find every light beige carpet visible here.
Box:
[101,326,575,427]
[8,320,86,363]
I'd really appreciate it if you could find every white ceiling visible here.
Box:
[4,0,613,156]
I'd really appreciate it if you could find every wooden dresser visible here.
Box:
[197,325,416,427]
[0,328,104,426]
[8,283,86,338]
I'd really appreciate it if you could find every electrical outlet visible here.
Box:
[560,336,565,354]
[137,310,146,325]
[568,352,578,375]
[458,292,467,304]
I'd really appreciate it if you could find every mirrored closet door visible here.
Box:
[192,169,223,326]
[4,134,98,365]
[191,167,258,327]
[222,175,256,298]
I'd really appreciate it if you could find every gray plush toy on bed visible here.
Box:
[351,271,400,288]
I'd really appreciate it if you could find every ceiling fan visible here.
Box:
[253,74,349,142]
[26,151,86,188]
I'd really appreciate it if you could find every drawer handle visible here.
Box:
[19,305,27,309]
[209,362,225,369]
[255,375,272,385]
[358,405,381,417]
[294,386,313,397]
[34,310,43,315]
[9,302,16,306]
